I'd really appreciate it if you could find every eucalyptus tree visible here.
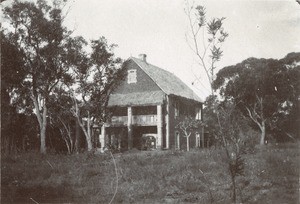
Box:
[67,36,123,151]
[3,0,74,153]
[270,53,300,141]
[213,53,300,144]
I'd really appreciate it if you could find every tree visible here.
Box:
[185,0,228,95]
[66,36,122,151]
[1,31,26,153]
[215,101,246,203]
[184,0,230,147]
[270,53,300,141]
[213,53,300,145]
[63,35,94,151]
[48,86,76,154]
[3,0,75,153]
[175,116,202,151]
[202,95,221,146]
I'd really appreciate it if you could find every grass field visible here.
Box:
[1,142,299,203]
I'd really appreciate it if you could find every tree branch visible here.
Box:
[245,106,263,131]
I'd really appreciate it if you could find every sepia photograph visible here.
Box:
[1,0,299,203]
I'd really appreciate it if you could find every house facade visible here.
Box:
[99,54,204,151]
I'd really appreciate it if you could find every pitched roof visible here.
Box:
[131,57,203,103]
[108,91,164,107]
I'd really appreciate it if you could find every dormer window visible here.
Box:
[128,69,137,84]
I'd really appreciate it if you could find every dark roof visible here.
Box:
[108,91,165,107]
[107,57,203,107]
[131,57,203,103]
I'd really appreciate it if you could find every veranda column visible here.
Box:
[201,125,205,148]
[165,98,170,149]
[157,104,163,149]
[127,107,133,149]
[100,124,106,150]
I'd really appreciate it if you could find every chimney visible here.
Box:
[138,54,147,62]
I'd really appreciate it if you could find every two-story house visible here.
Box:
[99,54,204,151]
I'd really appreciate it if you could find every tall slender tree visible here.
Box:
[185,0,229,150]
[66,36,123,151]
[3,0,73,153]
[185,0,228,95]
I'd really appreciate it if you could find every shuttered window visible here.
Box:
[128,69,137,84]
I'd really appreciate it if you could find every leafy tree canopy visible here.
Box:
[213,52,300,142]
[3,0,77,153]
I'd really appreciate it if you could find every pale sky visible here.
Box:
[2,0,300,99]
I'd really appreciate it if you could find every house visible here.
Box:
[99,54,204,151]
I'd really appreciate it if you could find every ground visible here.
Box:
[1,142,299,203]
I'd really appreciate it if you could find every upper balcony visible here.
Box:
[110,115,158,126]
[110,116,128,126]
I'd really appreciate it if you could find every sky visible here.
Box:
[1,0,300,99]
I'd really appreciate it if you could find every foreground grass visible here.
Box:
[1,142,299,203]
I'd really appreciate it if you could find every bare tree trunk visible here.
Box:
[58,118,74,154]
[69,129,74,153]
[59,126,72,154]
[246,105,267,146]
[260,121,266,145]
[75,118,92,151]
[65,140,71,154]
[86,111,93,151]
[32,94,47,154]
[186,136,190,151]
[75,117,93,151]
[60,129,71,154]
[87,111,93,151]
[72,96,93,151]
[40,104,47,154]
[75,112,80,153]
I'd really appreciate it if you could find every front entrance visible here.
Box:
[132,126,157,150]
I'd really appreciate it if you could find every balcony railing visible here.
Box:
[133,115,157,126]
[111,116,128,126]
[110,115,157,126]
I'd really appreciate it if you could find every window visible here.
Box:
[195,132,200,148]
[174,102,179,118]
[195,107,201,120]
[127,69,137,84]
